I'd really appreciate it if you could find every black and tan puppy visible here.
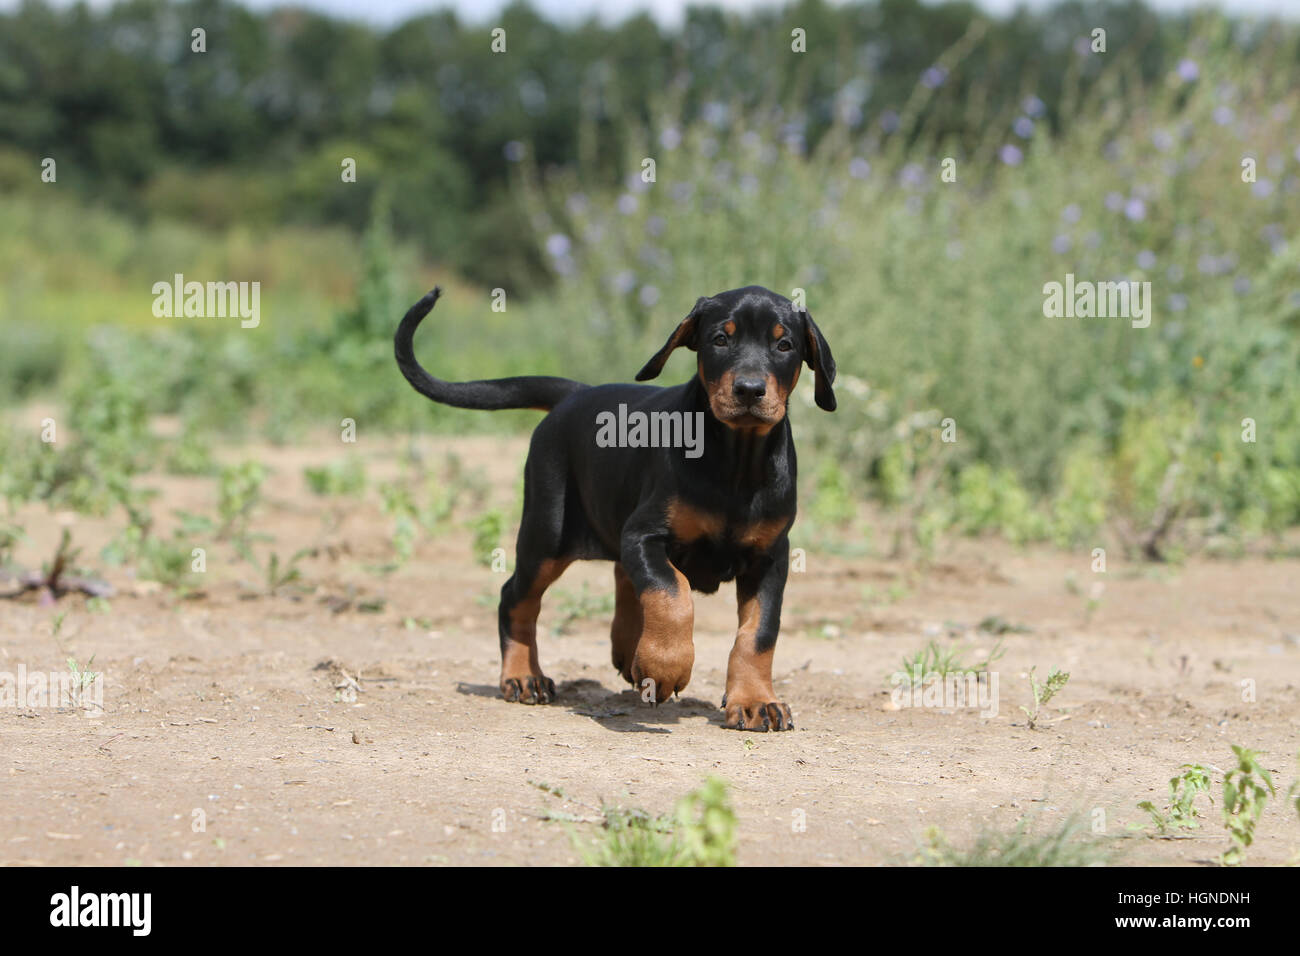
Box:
[394,285,835,730]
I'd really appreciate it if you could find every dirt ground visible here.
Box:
[3,432,1299,866]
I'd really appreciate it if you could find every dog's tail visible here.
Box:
[394,288,585,412]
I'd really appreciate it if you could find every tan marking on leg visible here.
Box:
[500,557,570,702]
[723,592,793,730]
[610,562,642,684]
[631,564,694,702]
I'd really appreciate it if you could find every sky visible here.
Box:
[4,0,1298,27]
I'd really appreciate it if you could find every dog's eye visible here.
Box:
[712,333,728,347]
[776,339,794,352]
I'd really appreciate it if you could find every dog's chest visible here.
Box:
[666,500,790,593]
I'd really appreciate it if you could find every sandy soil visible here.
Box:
[3,433,1299,866]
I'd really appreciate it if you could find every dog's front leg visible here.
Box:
[724,538,794,731]
[619,529,694,703]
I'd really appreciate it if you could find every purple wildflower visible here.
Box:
[921,66,947,89]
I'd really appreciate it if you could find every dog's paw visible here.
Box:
[722,693,794,731]
[611,649,636,687]
[630,642,693,704]
[500,674,557,704]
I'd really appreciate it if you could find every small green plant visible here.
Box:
[896,637,1004,689]
[165,427,217,476]
[913,812,1112,867]
[66,655,99,709]
[0,521,23,566]
[541,777,738,867]
[899,641,965,683]
[577,806,683,867]
[246,547,313,596]
[470,509,505,568]
[1136,764,1213,834]
[1220,745,1275,866]
[1288,753,1300,821]
[807,459,856,528]
[976,615,1031,636]
[217,461,268,541]
[138,536,198,592]
[1019,666,1070,729]
[671,777,738,867]
[377,481,419,563]
[101,521,201,595]
[303,458,366,497]
[550,583,615,636]
[1062,574,1106,624]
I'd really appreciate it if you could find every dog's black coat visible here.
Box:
[395,285,835,729]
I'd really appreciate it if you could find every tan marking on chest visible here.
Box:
[668,500,791,552]
[737,516,792,551]
[667,499,725,542]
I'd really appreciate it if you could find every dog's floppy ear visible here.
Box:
[802,310,837,411]
[635,296,710,381]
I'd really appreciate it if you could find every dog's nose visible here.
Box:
[732,377,766,402]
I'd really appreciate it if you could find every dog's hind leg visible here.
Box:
[497,449,573,704]
[498,554,570,704]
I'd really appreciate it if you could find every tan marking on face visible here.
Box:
[723,320,736,335]
[737,516,792,552]
[632,564,695,701]
[667,498,725,543]
[772,324,786,339]
[701,366,786,433]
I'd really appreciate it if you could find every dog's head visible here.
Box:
[635,286,836,429]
